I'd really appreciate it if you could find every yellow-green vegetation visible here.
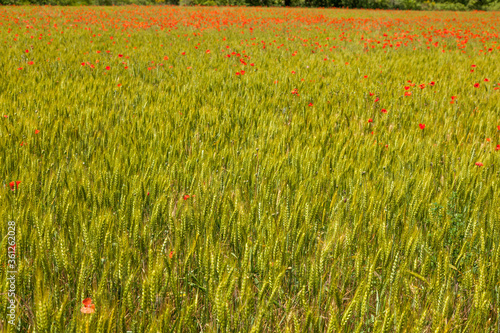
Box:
[1,6,500,332]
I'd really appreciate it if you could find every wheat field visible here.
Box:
[0,6,500,332]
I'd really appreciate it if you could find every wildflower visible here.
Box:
[474,83,479,88]
[419,84,425,89]
[308,103,313,107]
[404,91,412,96]
[118,54,123,58]
[368,118,373,123]
[381,109,387,114]
[80,298,95,314]
[484,78,489,82]
[475,162,483,167]
[429,81,435,86]
[374,97,380,103]
[169,251,174,259]
[419,124,425,130]
[496,144,500,151]
[183,194,190,200]
[9,181,21,191]
[35,129,40,134]
[105,66,110,70]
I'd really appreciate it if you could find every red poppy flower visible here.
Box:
[169,251,174,259]
[404,86,410,90]
[484,78,489,82]
[497,125,500,131]
[9,181,20,191]
[374,97,380,103]
[405,91,412,96]
[105,66,110,70]
[496,145,500,151]
[474,83,479,88]
[429,82,435,86]
[183,194,190,200]
[25,49,29,53]
[118,54,123,58]
[181,52,186,55]
[35,129,40,134]
[308,103,313,107]
[381,109,387,113]
[419,123,425,130]
[471,64,476,67]
[475,162,483,167]
[369,92,375,96]
[80,298,95,314]
[419,84,425,89]
[368,118,373,123]
[81,62,85,66]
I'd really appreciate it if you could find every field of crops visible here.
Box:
[1,5,500,332]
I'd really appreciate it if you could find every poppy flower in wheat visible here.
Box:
[474,83,480,88]
[169,251,174,259]
[430,81,435,86]
[183,194,190,200]
[9,181,21,191]
[80,298,95,314]
[308,103,313,107]
[35,129,40,134]
[105,66,110,71]
[368,118,373,123]
[381,109,387,114]
[419,124,425,130]
[496,145,500,151]
[475,162,483,167]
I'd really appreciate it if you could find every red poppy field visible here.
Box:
[1,6,500,332]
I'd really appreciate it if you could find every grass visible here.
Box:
[0,5,500,332]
